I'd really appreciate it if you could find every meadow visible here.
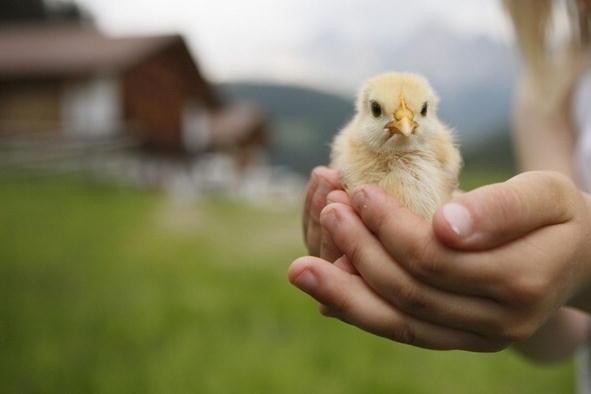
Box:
[0,169,574,393]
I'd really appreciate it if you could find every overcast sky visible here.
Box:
[75,0,512,91]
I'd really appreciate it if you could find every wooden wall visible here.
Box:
[122,39,220,152]
[0,79,62,133]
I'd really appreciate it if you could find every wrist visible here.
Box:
[512,307,591,363]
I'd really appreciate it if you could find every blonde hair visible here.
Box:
[503,0,590,111]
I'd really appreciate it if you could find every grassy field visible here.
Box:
[0,170,575,394]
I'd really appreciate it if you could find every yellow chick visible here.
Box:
[330,72,462,220]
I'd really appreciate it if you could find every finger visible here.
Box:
[350,185,501,297]
[303,167,338,246]
[320,225,341,262]
[333,255,358,275]
[302,169,319,239]
[310,167,341,225]
[321,203,509,335]
[433,171,577,251]
[288,256,504,352]
[320,190,351,262]
[306,220,322,256]
[304,167,341,255]
[327,190,352,206]
[318,255,354,318]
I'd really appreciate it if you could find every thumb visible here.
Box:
[433,171,577,250]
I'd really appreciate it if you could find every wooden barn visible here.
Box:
[0,23,267,163]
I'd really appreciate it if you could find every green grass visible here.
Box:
[0,170,575,394]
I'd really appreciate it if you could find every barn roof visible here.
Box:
[0,23,183,78]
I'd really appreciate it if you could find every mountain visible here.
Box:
[218,17,521,176]
[219,81,515,176]
[382,26,519,146]
[219,82,353,175]
[302,23,519,146]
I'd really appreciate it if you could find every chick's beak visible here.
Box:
[384,96,418,137]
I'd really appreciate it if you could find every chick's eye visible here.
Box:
[421,102,428,117]
[370,101,382,118]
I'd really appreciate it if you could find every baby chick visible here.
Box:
[330,72,462,220]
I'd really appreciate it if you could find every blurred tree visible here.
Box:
[0,0,46,23]
[46,0,93,23]
[0,0,92,25]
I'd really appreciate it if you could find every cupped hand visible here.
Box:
[289,171,591,351]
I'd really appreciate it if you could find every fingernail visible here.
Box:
[294,271,317,294]
[321,208,338,229]
[326,194,337,204]
[352,188,368,209]
[442,203,473,237]
[316,179,330,201]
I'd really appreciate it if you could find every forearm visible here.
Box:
[512,85,575,178]
[513,307,591,363]
[568,192,591,313]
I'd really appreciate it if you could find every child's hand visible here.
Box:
[289,171,591,351]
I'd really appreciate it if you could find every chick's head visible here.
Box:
[354,72,440,152]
